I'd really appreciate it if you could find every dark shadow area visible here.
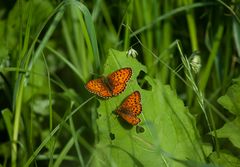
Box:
[112,111,134,130]
[137,70,152,91]
[109,132,115,140]
[136,125,145,134]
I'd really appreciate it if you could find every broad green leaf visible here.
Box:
[92,49,205,167]
[217,77,240,115]
[209,151,240,167]
[213,117,240,149]
[215,78,240,149]
[172,159,219,167]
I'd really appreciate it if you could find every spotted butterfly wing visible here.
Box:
[107,68,132,96]
[116,91,142,125]
[85,68,132,98]
[85,78,112,98]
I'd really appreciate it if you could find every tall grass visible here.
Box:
[0,0,239,166]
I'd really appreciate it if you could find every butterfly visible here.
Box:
[85,67,132,98]
[115,91,142,125]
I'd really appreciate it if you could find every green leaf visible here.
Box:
[209,151,240,167]
[1,108,13,140]
[23,59,49,103]
[213,117,240,149]
[173,159,219,167]
[92,49,205,166]
[30,96,52,116]
[217,78,240,115]
[233,19,240,58]
[53,137,75,167]
[215,78,240,149]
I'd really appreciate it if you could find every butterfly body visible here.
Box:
[116,91,142,125]
[85,68,132,98]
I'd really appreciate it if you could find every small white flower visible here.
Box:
[127,48,138,58]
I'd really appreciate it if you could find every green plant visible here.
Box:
[0,0,239,166]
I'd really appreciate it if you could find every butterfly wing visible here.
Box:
[120,91,142,116]
[85,78,112,98]
[116,111,141,125]
[116,91,142,125]
[107,68,132,96]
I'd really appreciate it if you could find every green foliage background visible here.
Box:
[0,0,240,167]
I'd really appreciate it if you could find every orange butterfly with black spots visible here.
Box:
[116,91,142,125]
[85,67,132,98]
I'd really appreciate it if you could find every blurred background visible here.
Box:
[0,0,240,166]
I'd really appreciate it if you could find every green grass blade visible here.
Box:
[53,137,75,167]
[2,108,13,140]
[199,24,224,92]
[23,97,93,167]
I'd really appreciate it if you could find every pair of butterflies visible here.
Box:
[85,67,142,125]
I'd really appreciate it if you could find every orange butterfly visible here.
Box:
[85,68,132,98]
[115,91,142,125]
